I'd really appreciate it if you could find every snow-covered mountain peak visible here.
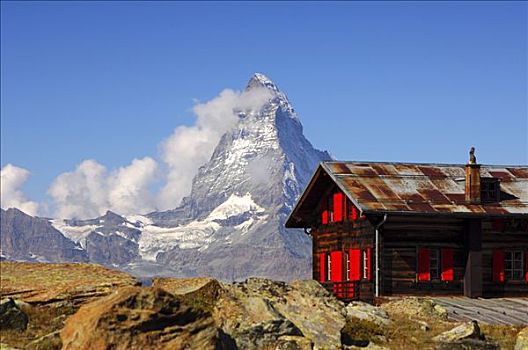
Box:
[246,72,280,93]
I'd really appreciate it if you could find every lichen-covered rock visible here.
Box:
[432,320,482,343]
[344,343,389,350]
[345,301,391,327]
[275,336,313,350]
[381,297,448,321]
[434,338,499,350]
[152,277,223,311]
[60,286,225,350]
[213,278,345,350]
[275,280,346,349]
[0,298,28,330]
[515,327,528,350]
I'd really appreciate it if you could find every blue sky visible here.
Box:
[1,1,527,207]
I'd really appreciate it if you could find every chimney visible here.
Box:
[465,147,481,204]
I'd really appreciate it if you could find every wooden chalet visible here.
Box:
[286,152,528,301]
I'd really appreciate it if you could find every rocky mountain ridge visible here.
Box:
[0,208,87,263]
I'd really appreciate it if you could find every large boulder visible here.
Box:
[432,321,482,343]
[216,278,344,350]
[60,286,226,350]
[152,277,223,310]
[345,302,391,327]
[277,280,346,349]
[515,327,528,350]
[0,298,28,330]
[214,279,305,350]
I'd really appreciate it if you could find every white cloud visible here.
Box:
[0,164,40,216]
[156,87,272,210]
[108,157,158,215]
[48,157,158,219]
[48,160,108,219]
[38,84,273,218]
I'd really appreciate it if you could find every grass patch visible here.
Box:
[380,307,454,350]
[341,317,385,346]
[480,324,523,350]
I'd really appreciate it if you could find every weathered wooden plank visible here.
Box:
[433,297,528,325]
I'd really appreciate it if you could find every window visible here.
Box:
[505,250,524,281]
[418,247,451,281]
[430,248,440,280]
[481,179,499,202]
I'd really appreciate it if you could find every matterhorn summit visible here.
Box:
[145,73,331,280]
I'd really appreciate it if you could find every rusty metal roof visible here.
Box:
[324,161,528,216]
[286,161,528,227]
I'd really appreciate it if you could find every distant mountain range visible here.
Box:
[0,74,331,281]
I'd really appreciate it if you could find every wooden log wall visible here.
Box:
[380,215,465,296]
[481,218,528,297]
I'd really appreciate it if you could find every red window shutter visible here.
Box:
[333,193,344,222]
[492,249,505,282]
[349,249,361,281]
[319,253,326,281]
[348,200,358,221]
[441,248,454,281]
[330,251,344,297]
[321,199,328,225]
[330,251,343,282]
[418,248,430,281]
[366,247,372,281]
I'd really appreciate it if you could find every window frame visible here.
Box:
[327,253,332,282]
[429,248,441,280]
[481,178,500,202]
[345,251,351,281]
[362,250,368,280]
[504,249,524,281]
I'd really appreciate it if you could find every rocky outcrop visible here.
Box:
[0,298,28,330]
[60,286,226,350]
[0,208,87,263]
[156,277,345,350]
[0,263,523,350]
[221,278,346,349]
[0,261,139,306]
